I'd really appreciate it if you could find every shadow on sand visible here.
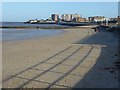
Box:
[73,27,119,88]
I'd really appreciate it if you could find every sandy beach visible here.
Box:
[2,27,118,88]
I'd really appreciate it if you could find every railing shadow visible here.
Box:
[73,27,118,88]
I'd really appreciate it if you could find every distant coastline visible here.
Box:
[0,22,98,29]
[0,26,70,29]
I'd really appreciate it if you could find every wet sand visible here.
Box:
[2,27,118,88]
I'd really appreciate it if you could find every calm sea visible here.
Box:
[1,22,65,41]
[0,22,67,27]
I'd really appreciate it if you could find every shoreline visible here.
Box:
[2,27,96,42]
[2,29,65,42]
[2,28,88,43]
[0,25,97,29]
[0,26,69,29]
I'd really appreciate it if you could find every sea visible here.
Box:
[0,22,66,41]
[0,22,68,27]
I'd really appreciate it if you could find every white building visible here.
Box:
[28,19,38,23]
[61,14,81,22]
[61,14,72,21]
[88,16,106,22]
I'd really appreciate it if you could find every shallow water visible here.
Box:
[1,28,64,41]
[0,22,68,27]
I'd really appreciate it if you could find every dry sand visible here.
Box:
[2,27,118,88]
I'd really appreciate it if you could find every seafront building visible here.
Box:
[61,13,87,22]
[73,17,88,22]
[26,19,38,23]
[71,14,81,20]
[51,14,59,22]
[26,14,118,25]
[88,16,106,22]
[61,14,73,21]
[109,17,118,22]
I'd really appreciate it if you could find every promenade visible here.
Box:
[2,27,118,88]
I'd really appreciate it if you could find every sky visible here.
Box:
[2,2,118,22]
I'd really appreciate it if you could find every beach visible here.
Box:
[2,27,118,88]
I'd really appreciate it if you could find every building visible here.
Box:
[88,17,94,22]
[27,19,38,23]
[88,16,106,22]
[61,14,81,22]
[51,14,59,22]
[71,14,80,20]
[73,17,87,22]
[61,14,72,21]
[109,17,118,22]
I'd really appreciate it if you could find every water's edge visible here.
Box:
[1,28,65,42]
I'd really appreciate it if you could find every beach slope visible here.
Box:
[2,27,118,88]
